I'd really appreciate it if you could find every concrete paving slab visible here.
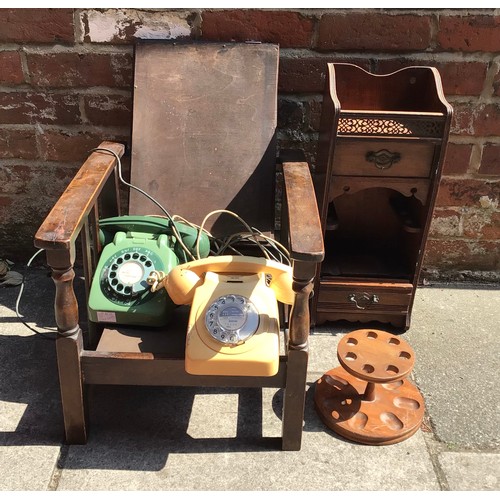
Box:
[1,273,63,491]
[438,452,500,490]
[54,384,438,491]
[0,444,61,491]
[1,266,499,491]
[406,286,500,449]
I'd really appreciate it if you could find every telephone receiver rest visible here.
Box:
[98,215,210,260]
[166,255,295,306]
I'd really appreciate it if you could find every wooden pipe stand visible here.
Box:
[314,329,424,445]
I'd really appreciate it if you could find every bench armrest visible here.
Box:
[282,161,324,263]
[34,141,125,251]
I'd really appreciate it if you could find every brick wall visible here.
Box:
[0,8,499,281]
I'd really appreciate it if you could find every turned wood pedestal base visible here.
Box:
[314,328,425,445]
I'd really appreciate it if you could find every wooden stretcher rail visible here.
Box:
[81,353,288,387]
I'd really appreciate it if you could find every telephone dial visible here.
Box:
[87,215,209,327]
[165,255,294,377]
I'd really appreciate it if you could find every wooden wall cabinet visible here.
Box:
[313,64,453,330]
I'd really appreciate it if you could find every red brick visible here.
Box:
[279,57,371,94]
[81,10,195,44]
[0,51,24,85]
[201,10,314,48]
[423,238,499,271]
[278,98,322,135]
[438,15,500,52]
[0,195,14,208]
[0,163,77,196]
[429,208,461,238]
[0,128,38,160]
[317,13,432,51]
[479,143,500,176]
[278,99,305,131]
[450,102,474,136]
[278,136,317,167]
[0,195,48,260]
[84,94,132,127]
[474,104,500,137]
[478,212,500,240]
[0,92,80,125]
[27,52,133,88]
[0,9,74,44]
[0,165,32,194]
[436,178,500,208]
[279,58,327,94]
[38,130,127,162]
[436,61,488,97]
[376,59,487,97]
[35,166,77,197]
[494,68,500,98]
[442,143,473,175]
[449,102,500,138]
[306,99,322,133]
[462,208,500,240]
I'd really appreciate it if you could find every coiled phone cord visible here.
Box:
[195,209,291,265]
[14,149,291,336]
[92,147,290,265]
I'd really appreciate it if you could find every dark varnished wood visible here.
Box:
[34,141,124,251]
[288,268,315,348]
[56,331,87,444]
[80,220,93,301]
[325,64,449,113]
[81,354,287,388]
[129,41,278,237]
[33,42,323,451]
[282,162,324,263]
[332,138,434,178]
[282,348,308,451]
[313,63,452,329]
[51,265,80,336]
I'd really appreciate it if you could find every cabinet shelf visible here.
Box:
[321,245,412,280]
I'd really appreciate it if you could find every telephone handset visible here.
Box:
[166,255,294,377]
[88,215,209,327]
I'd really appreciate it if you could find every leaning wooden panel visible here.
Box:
[129,42,279,236]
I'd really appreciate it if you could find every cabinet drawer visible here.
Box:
[317,281,413,314]
[333,139,434,178]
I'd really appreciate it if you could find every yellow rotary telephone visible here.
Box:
[164,255,294,377]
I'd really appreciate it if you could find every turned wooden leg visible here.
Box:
[282,265,314,451]
[49,252,88,444]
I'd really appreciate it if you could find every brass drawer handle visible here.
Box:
[366,149,401,170]
[348,293,379,309]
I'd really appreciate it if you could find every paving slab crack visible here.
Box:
[47,444,69,491]
[421,412,450,491]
